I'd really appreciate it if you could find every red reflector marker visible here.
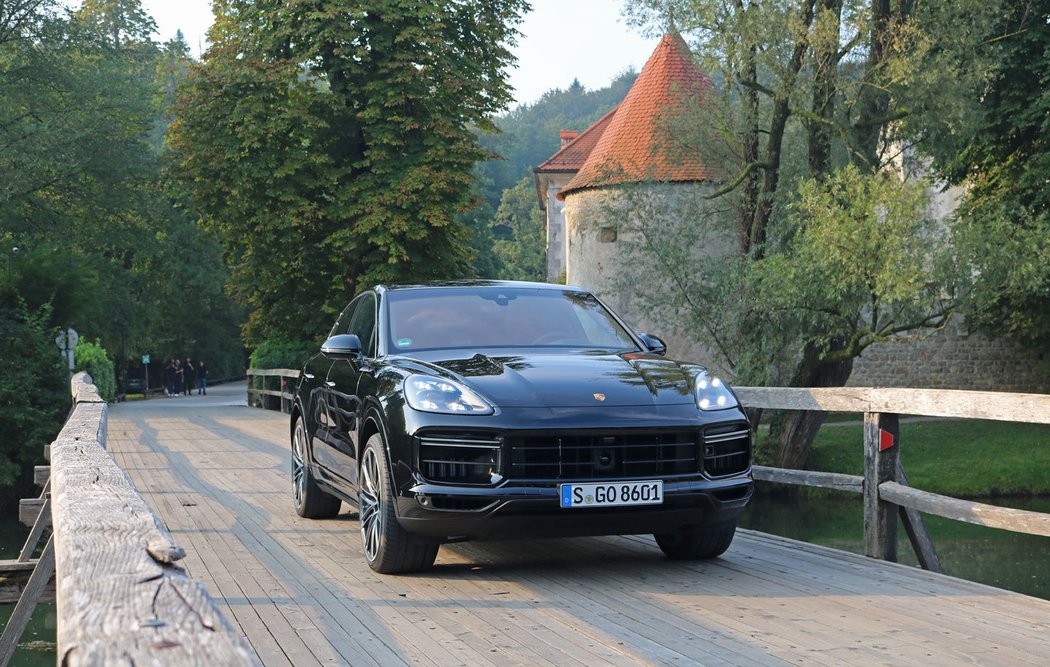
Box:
[879,428,895,451]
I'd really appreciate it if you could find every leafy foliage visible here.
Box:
[938,1,1050,348]
[249,338,319,371]
[0,305,67,494]
[491,176,546,281]
[74,339,117,402]
[171,0,529,344]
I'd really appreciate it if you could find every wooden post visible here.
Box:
[863,411,899,561]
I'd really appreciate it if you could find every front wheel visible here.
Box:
[654,522,737,560]
[359,433,439,574]
[292,417,341,519]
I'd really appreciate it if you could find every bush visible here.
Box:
[74,339,116,402]
[0,306,67,497]
[249,337,317,370]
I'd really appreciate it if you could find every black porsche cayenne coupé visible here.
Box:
[291,281,752,573]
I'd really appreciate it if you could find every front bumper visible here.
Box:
[394,474,753,541]
[387,402,753,541]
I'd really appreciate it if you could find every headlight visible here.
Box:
[695,371,738,411]
[404,375,494,415]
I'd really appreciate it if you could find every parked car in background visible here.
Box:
[291,281,752,573]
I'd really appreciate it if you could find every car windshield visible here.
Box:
[386,286,640,353]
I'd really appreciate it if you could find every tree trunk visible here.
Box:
[775,339,855,469]
[808,0,843,177]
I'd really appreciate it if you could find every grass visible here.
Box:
[806,419,1050,498]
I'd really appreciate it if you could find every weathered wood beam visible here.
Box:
[49,373,259,665]
[752,465,863,493]
[736,386,871,412]
[33,466,49,486]
[246,368,301,378]
[880,482,1050,537]
[737,386,1050,424]
[18,498,44,528]
[0,560,55,605]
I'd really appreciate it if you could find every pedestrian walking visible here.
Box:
[175,358,184,396]
[197,360,207,395]
[184,357,196,396]
[165,358,177,397]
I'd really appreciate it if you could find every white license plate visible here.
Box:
[559,480,663,508]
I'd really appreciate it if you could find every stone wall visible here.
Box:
[562,182,736,375]
[849,318,1049,393]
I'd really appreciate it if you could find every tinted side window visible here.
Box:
[348,293,377,357]
[329,297,361,338]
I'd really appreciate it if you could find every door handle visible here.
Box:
[303,373,315,380]
[325,381,336,387]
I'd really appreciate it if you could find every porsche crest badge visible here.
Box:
[593,393,606,401]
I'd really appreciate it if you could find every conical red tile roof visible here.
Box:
[559,33,715,199]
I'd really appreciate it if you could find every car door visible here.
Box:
[311,297,360,483]
[323,291,378,488]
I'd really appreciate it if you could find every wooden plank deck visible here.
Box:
[106,384,1050,666]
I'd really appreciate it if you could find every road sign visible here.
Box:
[55,328,78,371]
[142,355,150,364]
[55,328,79,350]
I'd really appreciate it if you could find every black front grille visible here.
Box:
[702,423,750,477]
[418,433,502,485]
[508,431,698,481]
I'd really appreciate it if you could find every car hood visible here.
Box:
[393,349,703,408]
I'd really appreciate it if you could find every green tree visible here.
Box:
[171,0,529,344]
[937,1,1050,349]
[614,0,1001,467]
[1,0,244,385]
[492,175,545,281]
[0,303,67,501]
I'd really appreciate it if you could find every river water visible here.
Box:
[739,488,1050,600]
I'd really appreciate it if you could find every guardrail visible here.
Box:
[247,368,300,413]
[0,372,258,666]
[738,386,1050,572]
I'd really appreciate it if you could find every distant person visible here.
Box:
[184,357,196,396]
[165,358,177,397]
[197,360,207,395]
[175,358,184,396]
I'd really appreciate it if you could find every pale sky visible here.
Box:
[140,0,657,107]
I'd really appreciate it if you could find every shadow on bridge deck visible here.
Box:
[105,397,1050,666]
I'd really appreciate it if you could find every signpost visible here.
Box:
[142,355,150,397]
[54,328,78,373]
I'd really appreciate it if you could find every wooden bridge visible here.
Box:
[5,377,1050,665]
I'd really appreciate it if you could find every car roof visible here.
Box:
[375,280,586,294]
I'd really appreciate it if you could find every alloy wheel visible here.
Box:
[292,421,307,509]
[360,446,383,563]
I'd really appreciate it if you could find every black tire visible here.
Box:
[654,522,737,560]
[359,432,439,574]
[292,417,341,519]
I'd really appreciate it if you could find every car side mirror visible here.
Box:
[321,334,362,360]
[638,333,667,356]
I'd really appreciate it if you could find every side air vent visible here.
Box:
[702,424,750,477]
[417,433,503,485]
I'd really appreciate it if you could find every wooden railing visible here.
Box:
[246,368,299,413]
[0,372,258,666]
[738,387,1050,572]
